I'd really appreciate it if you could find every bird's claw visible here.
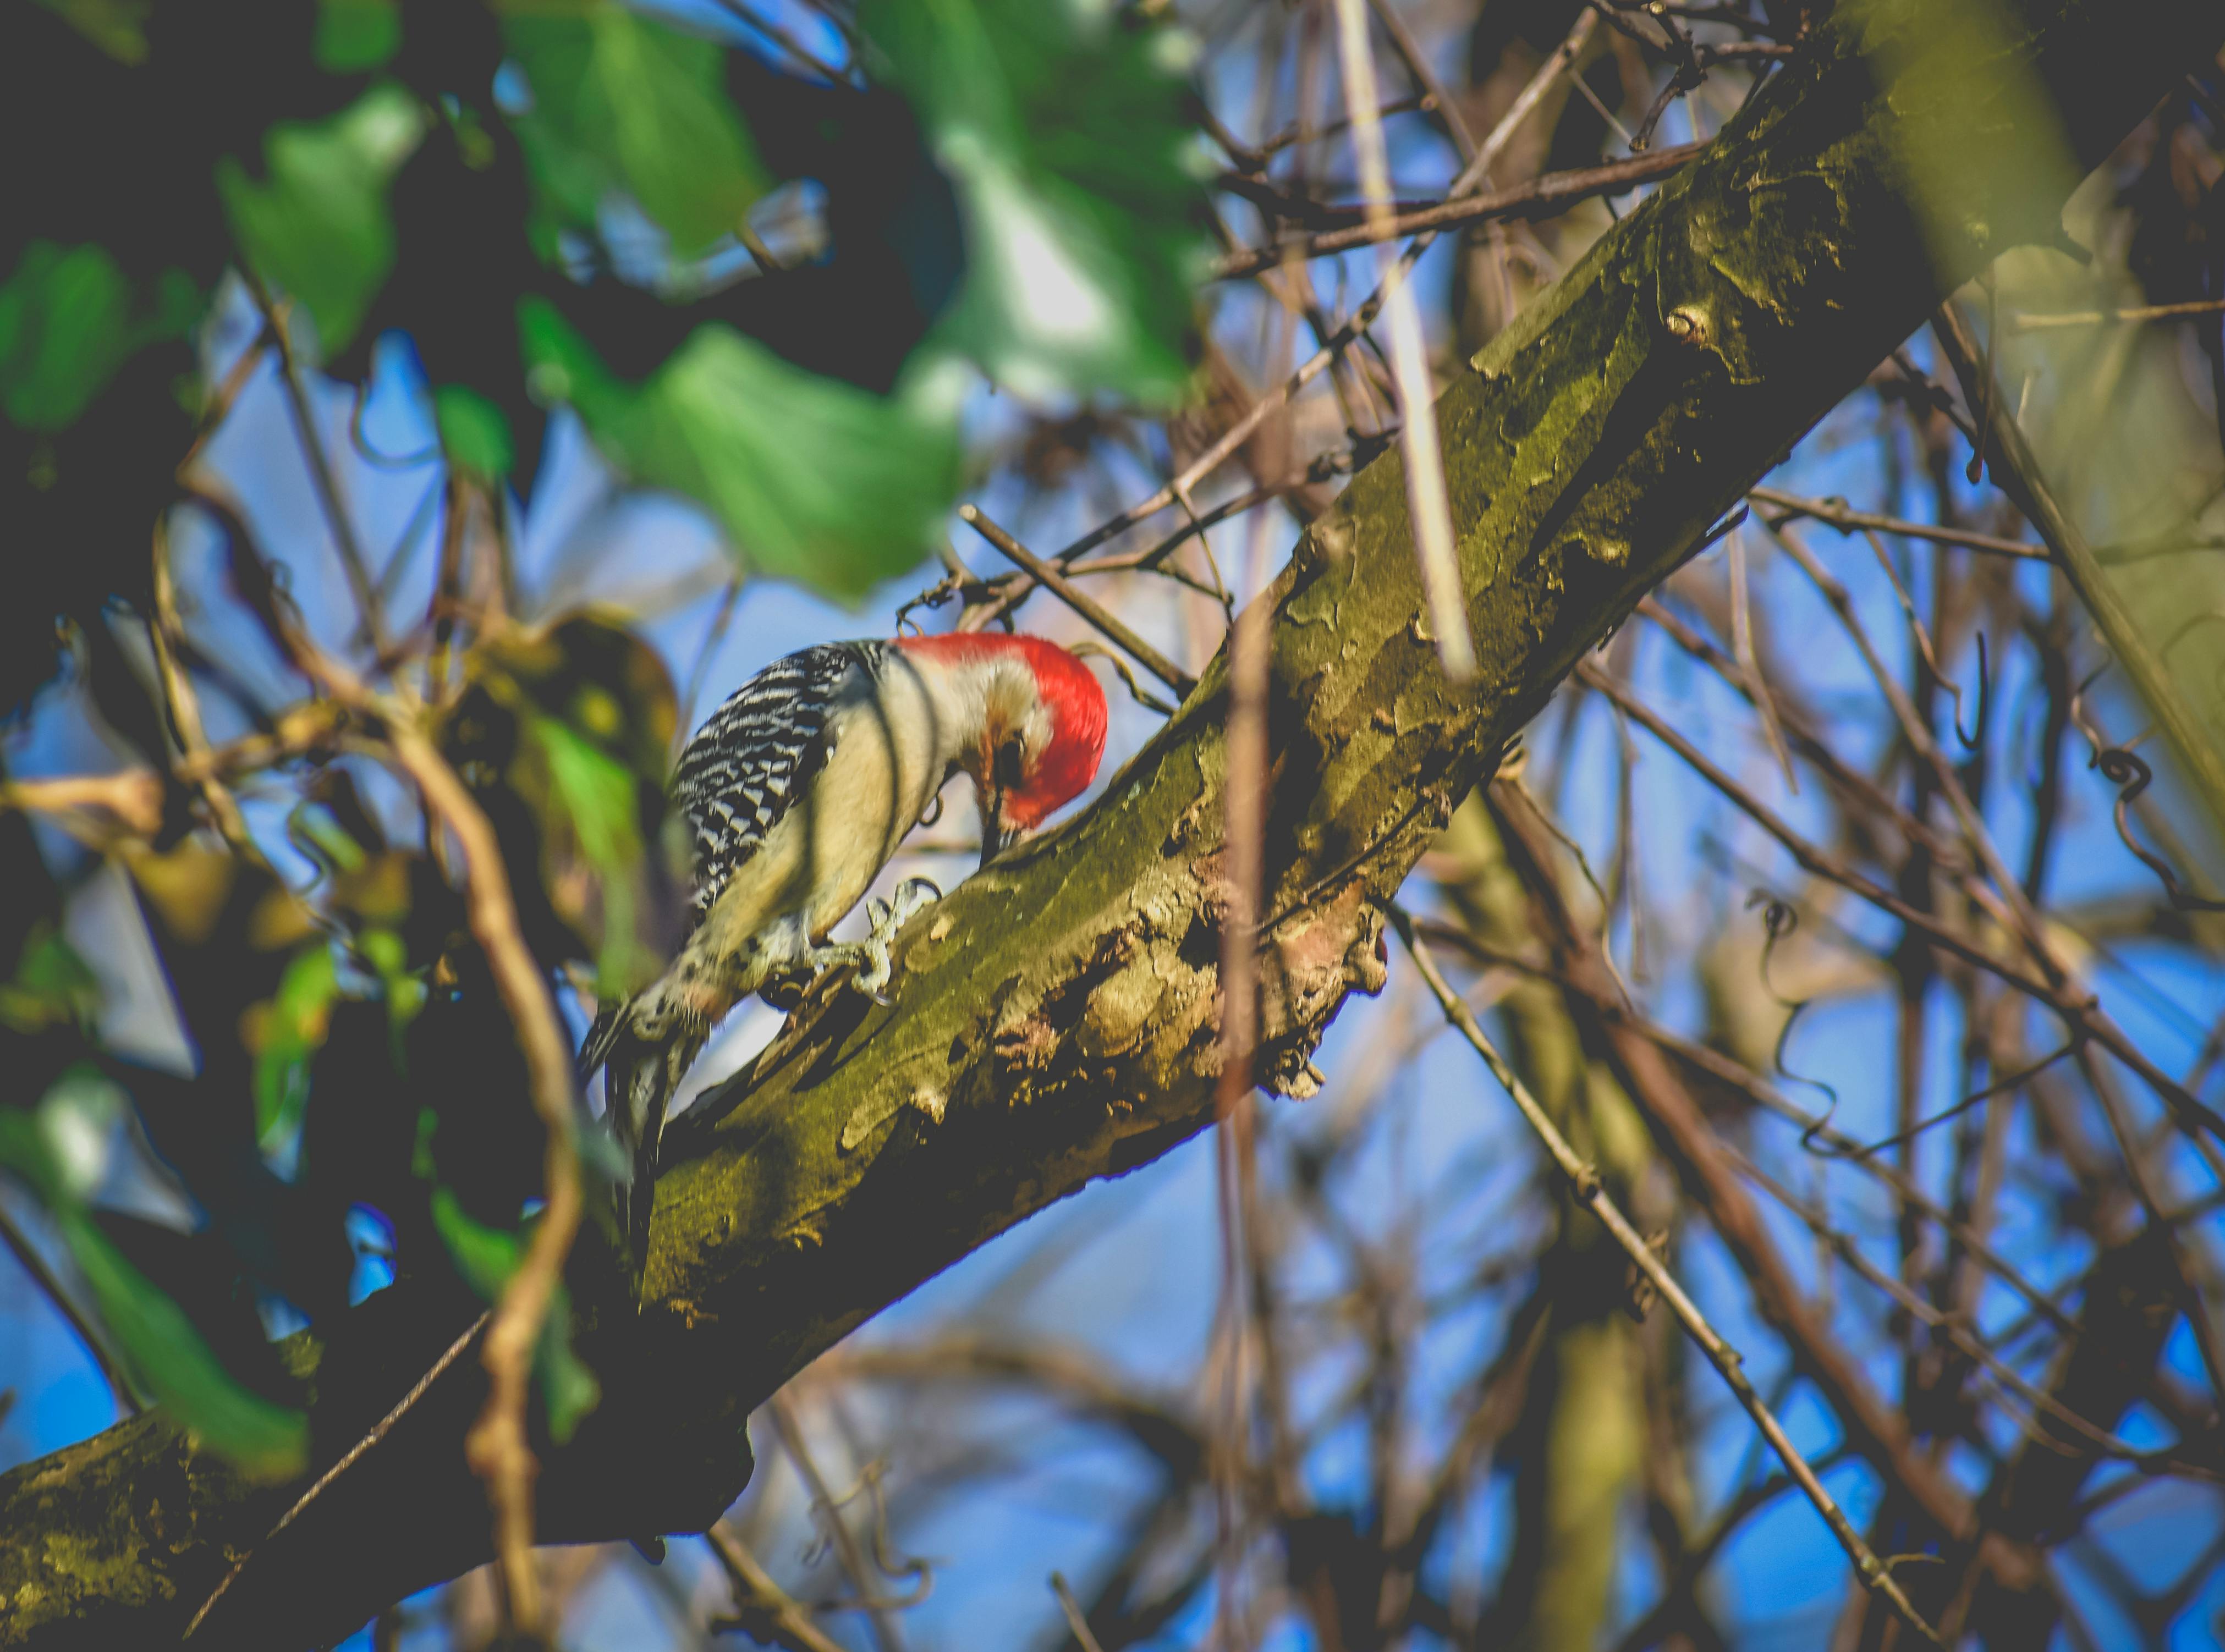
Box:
[807,879,944,1006]
[854,935,895,1003]
[884,876,943,930]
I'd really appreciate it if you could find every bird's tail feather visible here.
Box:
[596,1004,710,1285]
[577,999,625,1081]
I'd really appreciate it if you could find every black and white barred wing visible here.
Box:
[670,642,888,923]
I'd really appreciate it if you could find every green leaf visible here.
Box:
[435,383,517,478]
[431,1188,601,1444]
[860,0,1211,404]
[356,926,427,1041]
[315,0,401,73]
[531,715,640,870]
[452,614,676,987]
[0,243,128,430]
[505,5,768,258]
[0,1073,308,1479]
[520,299,961,598]
[540,1296,601,1445]
[431,1184,520,1298]
[61,1207,309,1477]
[217,83,427,358]
[0,920,100,1036]
[0,1110,52,1197]
[252,945,341,1150]
[0,1065,125,1204]
[531,714,655,993]
[0,243,206,431]
[286,797,369,876]
[32,0,149,64]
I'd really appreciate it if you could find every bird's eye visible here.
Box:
[993,739,1026,791]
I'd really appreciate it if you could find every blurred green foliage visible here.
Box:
[0,0,1210,1481]
[252,945,342,1149]
[0,1067,312,1479]
[432,1186,601,1444]
[314,0,403,75]
[57,1199,311,1480]
[447,609,680,996]
[0,243,201,431]
[520,300,963,598]
[433,382,519,478]
[217,83,427,356]
[2,0,1209,725]
[506,6,770,258]
[0,923,99,1038]
[862,0,1211,403]
[1867,0,2225,852]
[31,0,153,65]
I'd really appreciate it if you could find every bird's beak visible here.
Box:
[977,778,1021,867]
[980,809,1020,868]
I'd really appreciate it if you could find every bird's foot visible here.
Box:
[803,937,894,1005]
[877,875,943,938]
[810,878,943,1005]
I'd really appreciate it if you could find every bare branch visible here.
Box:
[1394,910,1946,1646]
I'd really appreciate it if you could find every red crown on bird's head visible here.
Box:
[894,631,1108,828]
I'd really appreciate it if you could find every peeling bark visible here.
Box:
[4,3,2219,1646]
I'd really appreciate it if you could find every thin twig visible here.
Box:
[0,699,346,840]
[957,506,1197,697]
[677,574,746,761]
[234,541,581,1638]
[1242,94,1430,164]
[1206,376,1283,1650]
[399,722,583,1640]
[705,1524,852,1652]
[0,771,165,840]
[178,327,273,476]
[1418,912,2096,1352]
[240,272,388,655]
[1051,1572,1110,1652]
[1578,659,2225,1143]
[768,1392,912,1652]
[1724,521,1798,789]
[1461,9,1600,190]
[1748,486,2047,563]
[1365,0,1479,163]
[1932,302,2225,836]
[1392,909,1947,1648]
[1215,144,1704,280]
[1635,593,1973,874]
[958,9,1600,638]
[1567,52,1639,150]
[1504,772,1636,1007]
[149,519,252,851]
[1067,642,1179,718]
[2008,298,2225,331]
[1733,1153,2215,1477]
[184,1312,491,1638]
[1331,0,1471,678]
[1760,513,2220,1140]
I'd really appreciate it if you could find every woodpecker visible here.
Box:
[581,631,1109,1260]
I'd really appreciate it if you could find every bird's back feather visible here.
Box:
[670,640,893,924]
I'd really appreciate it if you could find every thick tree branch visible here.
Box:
[3,3,2218,1646]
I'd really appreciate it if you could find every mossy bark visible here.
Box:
[5,4,2218,1646]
